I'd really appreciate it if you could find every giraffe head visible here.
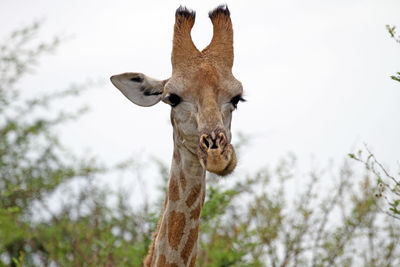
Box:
[111,5,243,176]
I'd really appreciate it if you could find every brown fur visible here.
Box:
[185,184,202,208]
[167,211,186,250]
[180,225,199,265]
[190,203,201,220]
[156,255,166,267]
[169,177,180,202]
[179,169,186,192]
[189,254,197,267]
[172,7,200,71]
[203,6,233,70]
[144,196,168,267]
[157,255,178,267]
[173,148,181,164]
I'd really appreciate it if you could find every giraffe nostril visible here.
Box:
[203,138,210,148]
[200,135,211,149]
[200,132,228,150]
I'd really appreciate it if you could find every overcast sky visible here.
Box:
[1,0,400,199]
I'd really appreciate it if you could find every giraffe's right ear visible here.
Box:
[110,72,168,107]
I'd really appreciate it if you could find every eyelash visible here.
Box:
[230,95,245,109]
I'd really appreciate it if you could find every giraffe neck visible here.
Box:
[145,144,206,267]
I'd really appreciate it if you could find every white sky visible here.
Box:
[1,0,400,200]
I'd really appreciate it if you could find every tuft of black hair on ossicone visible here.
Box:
[209,4,230,19]
[175,6,196,20]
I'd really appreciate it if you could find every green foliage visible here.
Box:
[197,156,400,266]
[386,25,400,83]
[349,147,400,220]
[386,25,400,43]
[0,22,154,266]
[390,72,400,83]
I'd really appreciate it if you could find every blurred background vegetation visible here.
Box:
[0,23,399,267]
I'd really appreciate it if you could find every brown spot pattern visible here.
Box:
[189,253,197,267]
[190,203,201,220]
[144,198,166,266]
[180,170,186,192]
[156,255,178,267]
[156,255,166,267]
[168,210,186,250]
[169,177,180,202]
[186,184,201,208]
[181,225,199,265]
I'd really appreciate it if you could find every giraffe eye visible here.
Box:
[164,93,181,107]
[230,95,245,109]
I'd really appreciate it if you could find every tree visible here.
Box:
[0,22,153,266]
[198,154,400,266]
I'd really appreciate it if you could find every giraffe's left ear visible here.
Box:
[110,72,168,107]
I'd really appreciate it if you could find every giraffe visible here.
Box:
[110,5,244,266]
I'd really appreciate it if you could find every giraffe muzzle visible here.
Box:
[198,131,237,176]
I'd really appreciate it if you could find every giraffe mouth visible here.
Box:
[198,142,237,176]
